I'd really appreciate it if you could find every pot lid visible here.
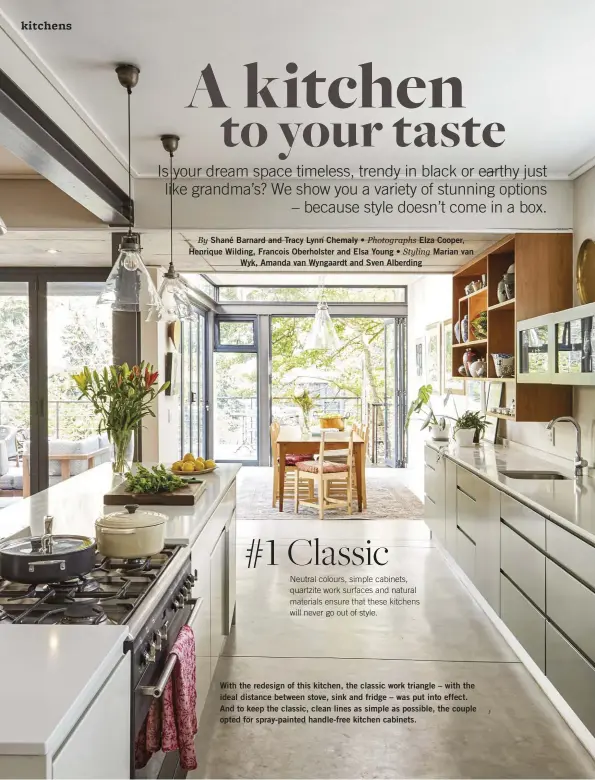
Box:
[0,535,94,557]
[97,504,167,530]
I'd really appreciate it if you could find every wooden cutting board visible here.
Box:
[104,480,206,506]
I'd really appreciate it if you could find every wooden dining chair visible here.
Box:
[295,430,354,519]
[325,421,368,509]
[270,421,313,507]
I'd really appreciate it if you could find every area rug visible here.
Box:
[236,468,424,521]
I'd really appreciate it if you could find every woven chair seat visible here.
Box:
[296,460,349,474]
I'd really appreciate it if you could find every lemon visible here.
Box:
[183,453,195,462]
[205,459,216,469]
[172,460,183,471]
[195,458,205,467]
[182,462,195,472]
[193,463,204,472]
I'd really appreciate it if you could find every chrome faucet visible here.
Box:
[546,416,588,478]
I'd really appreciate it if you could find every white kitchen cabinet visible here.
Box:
[423,445,446,544]
[226,510,237,633]
[444,458,458,557]
[210,527,227,674]
[52,654,130,779]
[186,596,211,722]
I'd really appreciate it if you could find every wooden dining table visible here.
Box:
[276,430,365,512]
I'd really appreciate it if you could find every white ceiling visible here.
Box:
[0,0,594,177]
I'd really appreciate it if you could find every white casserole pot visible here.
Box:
[96,504,167,559]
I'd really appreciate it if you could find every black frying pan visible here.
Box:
[0,515,96,584]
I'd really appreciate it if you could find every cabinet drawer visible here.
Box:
[546,622,595,735]
[424,444,440,469]
[547,559,595,664]
[547,521,595,591]
[500,574,545,671]
[456,466,484,501]
[500,493,546,549]
[500,523,545,610]
[456,528,475,581]
[424,463,436,500]
[456,488,476,540]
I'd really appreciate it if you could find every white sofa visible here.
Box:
[21,433,111,497]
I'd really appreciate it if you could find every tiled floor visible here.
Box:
[191,468,595,779]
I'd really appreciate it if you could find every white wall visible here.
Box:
[504,166,595,466]
[140,268,181,464]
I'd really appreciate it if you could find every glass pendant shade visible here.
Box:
[305,301,341,350]
[149,269,198,322]
[97,235,164,316]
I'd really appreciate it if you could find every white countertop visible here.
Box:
[0,462,241,547]
[0,626,128,755]
[0,462,240,758]
[428,440,595,543]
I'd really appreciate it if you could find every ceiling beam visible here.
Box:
[0,67,131,225]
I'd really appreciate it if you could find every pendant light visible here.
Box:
[97,64,164,318]
[148,135,197,322]
[305,283,342,351]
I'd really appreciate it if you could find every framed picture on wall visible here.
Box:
[425,321,441,393]
[466,379,482,408]
[442,319,465,395]
[415,339,423,378]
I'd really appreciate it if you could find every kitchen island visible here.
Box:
[0,462,240,779]
[424,440,595,756]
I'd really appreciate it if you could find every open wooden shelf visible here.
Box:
[459,287,488,303]
[453,338,487,348]
[489,298,515,311]
[487,411,516,421]
[450,234,573,422]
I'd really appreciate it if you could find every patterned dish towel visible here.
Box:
[135,624,198,771]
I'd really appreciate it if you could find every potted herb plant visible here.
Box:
[292,388,316,436]
[453,410,490,447]
[405,384,452,441]
[72,362,169,474]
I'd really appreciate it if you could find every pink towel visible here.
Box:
[134,624,198,771]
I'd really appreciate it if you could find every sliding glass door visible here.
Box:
[0,269,110,498]
[384,317,408,468]
[213,317,258,464]
[45,282,113,489]
[180,311,208,459]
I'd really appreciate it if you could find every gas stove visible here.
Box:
[0,547,181,626]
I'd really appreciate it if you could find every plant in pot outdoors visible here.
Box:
[453,410,491,447]
[72,362,169,475]
[405,384,453,441]
[292,388,317,435]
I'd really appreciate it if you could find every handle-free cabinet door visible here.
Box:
[226,510,237,633]
[210,528,227,674]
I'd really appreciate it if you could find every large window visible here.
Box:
[213,317,258,463]
[219,286,406,303]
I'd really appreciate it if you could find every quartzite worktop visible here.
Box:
[424,440,595,743]
[0,462,240,779]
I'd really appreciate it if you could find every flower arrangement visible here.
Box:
[72,362,169,474]
[292,388,317,434]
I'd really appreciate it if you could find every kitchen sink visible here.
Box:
[498,470,569,481]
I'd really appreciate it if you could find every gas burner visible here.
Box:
[50,575,101,595]
[115,558,148,573]
[61,600,109,626]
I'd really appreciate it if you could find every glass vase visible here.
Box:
[300,411,312,438]
[110,430,133,476]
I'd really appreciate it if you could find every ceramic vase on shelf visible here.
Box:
[497,279,508,303]
[463,348,478,376]
[454,320,461,343]
[492,352,515,378]
[461,314,469,343]
[469,358,487,378]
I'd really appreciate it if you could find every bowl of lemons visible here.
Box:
[170,453,218,478]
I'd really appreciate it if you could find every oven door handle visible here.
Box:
[139,598,202,699]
